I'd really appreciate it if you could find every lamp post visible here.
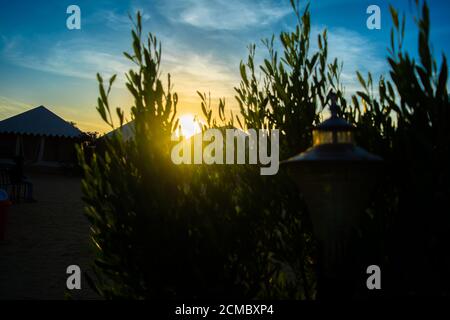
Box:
[283,93,382,298]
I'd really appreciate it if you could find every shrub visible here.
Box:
[79,0,450,299]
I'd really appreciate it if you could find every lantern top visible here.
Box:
[282,92,383,164]
[315,93,355,132]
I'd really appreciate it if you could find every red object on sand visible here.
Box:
[0,198,12,241]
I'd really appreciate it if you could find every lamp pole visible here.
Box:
[283,93,382,298]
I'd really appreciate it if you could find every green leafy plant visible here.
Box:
[78,0,450,299]
[349,1,450,295]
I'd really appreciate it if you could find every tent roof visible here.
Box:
[104,121,135,141]
[0,106,83,138]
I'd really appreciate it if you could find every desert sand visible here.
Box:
[0,172,99,300]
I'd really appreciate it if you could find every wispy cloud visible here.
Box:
[166,52,239,98]
[155,35,241,112]
[0,95,32,119]
[159,0,291,30]
[0,1,389,122]
[1,36,132,82]
[85,8,150,31]
[311,26,387,95]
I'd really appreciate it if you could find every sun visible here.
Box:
[177,114,203,138]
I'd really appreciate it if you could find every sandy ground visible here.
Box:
[0,173,99,300]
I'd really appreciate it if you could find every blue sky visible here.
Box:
[0,0,449,132]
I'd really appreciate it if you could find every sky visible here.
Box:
[0,0,449,133]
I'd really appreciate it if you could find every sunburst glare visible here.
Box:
[177,114,204,138]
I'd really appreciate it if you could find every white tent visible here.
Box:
[104,121,135,142]
[0,106,83,165]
